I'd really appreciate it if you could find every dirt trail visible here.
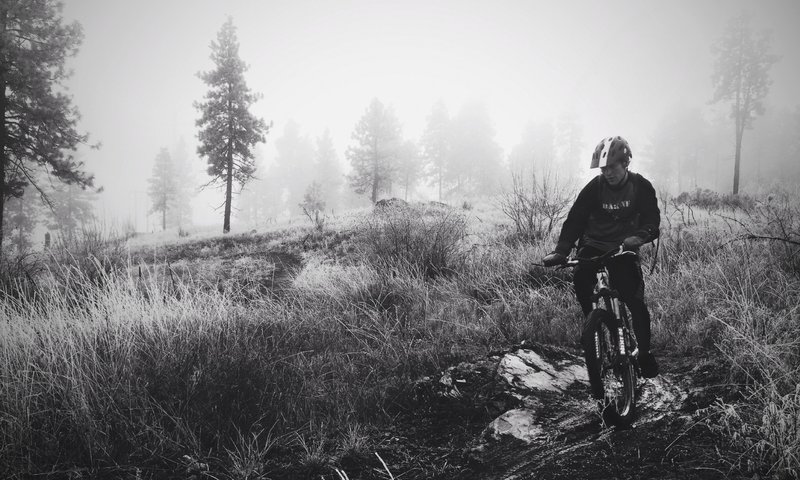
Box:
[412,344,737,480]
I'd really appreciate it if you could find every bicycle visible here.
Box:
[558,245,641,428]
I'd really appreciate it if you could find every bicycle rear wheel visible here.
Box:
[581,309,636,428]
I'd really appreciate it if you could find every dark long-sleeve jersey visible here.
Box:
[554,172,660,255]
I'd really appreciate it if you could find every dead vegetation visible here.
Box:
[1,194,799,479]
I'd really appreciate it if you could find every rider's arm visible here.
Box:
[633,176,660,243]
[554,179,597,255]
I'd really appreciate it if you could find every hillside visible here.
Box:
[1,195,798,479]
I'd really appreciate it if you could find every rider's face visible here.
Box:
[600,161,628,186]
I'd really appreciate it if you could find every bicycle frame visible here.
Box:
[557,245,642,427]
[567,246,640,361]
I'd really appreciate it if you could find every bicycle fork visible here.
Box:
[592,297,638,362]
[610,298,626,356]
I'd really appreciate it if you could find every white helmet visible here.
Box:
[590,136,632,169]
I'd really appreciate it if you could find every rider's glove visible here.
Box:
[542,252,566,267]
[622,236,645,250]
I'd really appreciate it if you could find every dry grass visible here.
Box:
[1,195,799,478]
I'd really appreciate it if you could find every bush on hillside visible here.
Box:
[498,171,572,243]
[357,202,467,278]
[0,252,43,303]
[674,188,757,212]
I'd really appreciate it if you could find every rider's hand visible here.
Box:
[542,252,566,267]
[623,236,644,250]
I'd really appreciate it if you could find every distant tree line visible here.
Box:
[647,12,786,196]
[1,6,796,246]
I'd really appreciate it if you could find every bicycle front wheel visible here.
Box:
[581,309,636,428]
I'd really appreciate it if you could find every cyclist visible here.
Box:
[543,136,660,378]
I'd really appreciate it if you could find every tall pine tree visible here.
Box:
[274,120,314,215]
[395,140,421,201]
[0,0,95,255]
[420,100,451,202]
[168,137,195,230]
[710,12,777,194]
[147,147,176,231]
[2,189,39,254]
[313,129,343,211]
[45,181,95,242]
[195,17,268,233]
[346,98,402,203]
[447,101,503,197]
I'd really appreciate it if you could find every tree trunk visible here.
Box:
[371,153,378,204]
[438,166,442,202]
[162,200,166,231]
[733,115,744,195]
[0,6,7,256]
[0,145,5,257]
[732,37,744,195]
[17,196,23,251]
[224,141,233,233]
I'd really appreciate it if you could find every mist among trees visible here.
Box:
[0,0,96,258]
[1,3,799,247]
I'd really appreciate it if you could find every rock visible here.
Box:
[485,408,545,443]
[427,201,451,210]
[374,197,408,210]
[497,348,588,393]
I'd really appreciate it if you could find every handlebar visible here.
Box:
[560,245,638,269]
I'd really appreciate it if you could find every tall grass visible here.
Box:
[2,195,799,477]
[702,248,800,479]
[650,191,800,478]
[357,202,468,278]
[1,266,407,476]
[0,236,502,477]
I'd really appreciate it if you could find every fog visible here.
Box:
[59,0,800,230]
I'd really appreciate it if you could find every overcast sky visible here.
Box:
[60,0,800,228]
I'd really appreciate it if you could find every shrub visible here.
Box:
[357,203,467,278]
[674,188,756,213]
[300,181,327,232]
[48,224,129,284]
[0,252,43,303]
[498,171,572,242]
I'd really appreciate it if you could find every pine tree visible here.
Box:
[395,140,421,201]
[0,0,95,256]
[195,17,269,233]
[168,137,195,230]
[147,148,177,231]
[346,98,402,203]
[555,112,583,176]
[508,120,555,179]
[2,190,39,254]
[313,129,343,211]
[420,100,451,202]
[710,12,778,194]
[447,101,503,197]
[45,182,95,242]
[274,120,314,215]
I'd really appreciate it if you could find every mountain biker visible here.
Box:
[542,136,660,378]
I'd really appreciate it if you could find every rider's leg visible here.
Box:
[609,257,659,377]
[608,257,651,353]
[573,246,602,315]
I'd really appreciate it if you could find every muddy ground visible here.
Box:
[352,344,747,480]
[126,231,750,479]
